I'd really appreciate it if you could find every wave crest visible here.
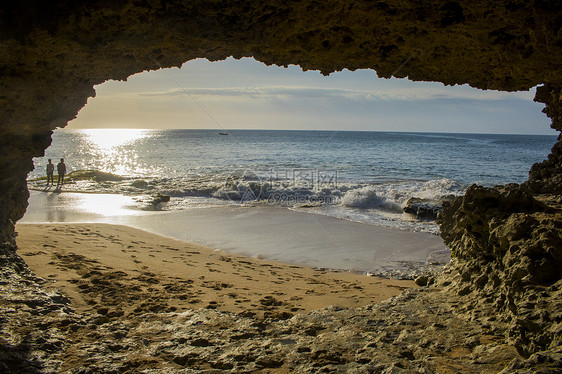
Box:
[340,178,462,213]
[340,187,402,212]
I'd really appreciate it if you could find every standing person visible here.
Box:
[46,159,54,187]
[56,158,66,189]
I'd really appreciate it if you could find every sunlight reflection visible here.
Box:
[73,193,142,217]
[76,128,154,177]
[80,128,152,150]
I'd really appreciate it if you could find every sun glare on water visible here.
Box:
[80,128,152,150]
[76,128,154,177]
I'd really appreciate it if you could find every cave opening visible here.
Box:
[3,1,562,371]
[23,57,557,237]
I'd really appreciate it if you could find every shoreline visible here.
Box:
[15,222,415,318]
[22,190,450,279]
[27,169,456,235]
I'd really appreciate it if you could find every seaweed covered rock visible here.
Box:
[65,170,125,183]
[152,194,171,206]
[403,196,455,220]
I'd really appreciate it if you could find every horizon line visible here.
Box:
[60,127,557,137]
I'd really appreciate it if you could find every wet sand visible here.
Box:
[22,191,450,276]
[16,223,415,319]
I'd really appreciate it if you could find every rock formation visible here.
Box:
[436,82,562,368]
[1,1,561,249]
[1,0,561,372]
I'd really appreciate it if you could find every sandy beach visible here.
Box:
[16,223,414,320]
[21,190,450,277]
[11,223,523,373]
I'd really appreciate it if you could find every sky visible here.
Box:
[67,57,555,135]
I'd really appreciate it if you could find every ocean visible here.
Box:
[29,129,557,234]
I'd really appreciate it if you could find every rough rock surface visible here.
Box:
[528,84,562,194]
[0,263,528,373]
[0,250,75,373]
[1,1,562,372]
[438,184,562,366]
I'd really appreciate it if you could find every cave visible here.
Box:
[1,1,561,372]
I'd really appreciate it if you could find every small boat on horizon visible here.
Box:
[219,132,230,135]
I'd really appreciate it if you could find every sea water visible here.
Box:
[29,129,557,233]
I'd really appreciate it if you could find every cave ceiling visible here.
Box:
[1,0,561,136]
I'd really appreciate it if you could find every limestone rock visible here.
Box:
[0,1,562,372]
[437,183,562,357]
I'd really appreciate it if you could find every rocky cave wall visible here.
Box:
[1,0,562,303]
[1,0,562,368]
[1,0,562,250]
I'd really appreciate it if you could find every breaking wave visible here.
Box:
[28,169,464,233]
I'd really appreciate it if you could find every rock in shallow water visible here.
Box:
[403,197,443,220]
[403,196,456,220]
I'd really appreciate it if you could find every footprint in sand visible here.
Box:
[22,251,47,256]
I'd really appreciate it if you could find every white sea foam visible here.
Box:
[339,179,462,211]
[28,170,465,234]
[340,186,402,211]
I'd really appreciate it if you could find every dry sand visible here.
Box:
[15,223,415,320]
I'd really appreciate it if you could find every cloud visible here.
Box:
[132,85,535,104]
[69,57,550,134]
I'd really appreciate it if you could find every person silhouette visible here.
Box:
[56,158,66,189]
[46,159,54,187]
